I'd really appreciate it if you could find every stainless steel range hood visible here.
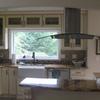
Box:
[37,33,100,40]
[51,33,100,39]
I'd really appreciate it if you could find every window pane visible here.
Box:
[14,30,59,60]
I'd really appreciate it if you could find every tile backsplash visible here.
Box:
[0,49,11,64]
[61,50,87,64]
[0,49,9,59]
[0,49,87,65]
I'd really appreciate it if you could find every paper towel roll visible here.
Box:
[12,54,16,64]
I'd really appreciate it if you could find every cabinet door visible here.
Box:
[1,67,9,95]
[0,68,2,95]
[6,16,23,27]
[24,15,42,27]
[43,15,61,27]
[0,16,5,49]
[70,69,85,79]
[9,67,18,95]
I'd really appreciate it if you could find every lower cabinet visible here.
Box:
[9,67,18,95]
[0,66,18,96]
[70,69,86,79]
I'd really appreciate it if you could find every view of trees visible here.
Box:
[14,31,58,59]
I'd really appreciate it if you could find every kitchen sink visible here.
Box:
[18,63,45,69]
[20,63,44,66]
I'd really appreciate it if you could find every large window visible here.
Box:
[9,29,60,60]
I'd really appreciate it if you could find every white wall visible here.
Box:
[0,0,100,10]
[85,10,100,79]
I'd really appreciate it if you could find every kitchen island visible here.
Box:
[19,77,100,100]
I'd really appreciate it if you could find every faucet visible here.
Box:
[32,52,35,63]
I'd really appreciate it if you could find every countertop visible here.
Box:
[0,64,18,68]
[45,64,72,69]
[19,77,100,92]
[18,64,72,69]
[94,72,100,78]
[18,63,87,69]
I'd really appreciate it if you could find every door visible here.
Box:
[0,16,5,49]
[0,67,2,94]
[9,67,18,95]
[24,15,42,27]
[1,67,9,94]
[43,15,61,27]
[6,15,23,27]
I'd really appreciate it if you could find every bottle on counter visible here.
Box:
[12,54,16,64]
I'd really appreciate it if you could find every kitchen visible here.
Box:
[0,0,99,100]
[17,9,100,99]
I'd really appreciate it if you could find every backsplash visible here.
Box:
[61,50,87,64]
[0,49,11,64]
[0,49,9,59]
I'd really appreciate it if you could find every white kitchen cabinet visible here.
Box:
[0,67,2,95]
[63,9,88,50]
[2,67,9,95]
[70,68,86,79]
[9,67,18,95]
[6,14,61,27]
[24,15,42,27]
[0,16,6,49]
[0,66,18,96]
[6,15,23,27]
[43,15,61,27]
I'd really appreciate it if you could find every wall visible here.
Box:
[86,10,100,79]
[0,0,100,9]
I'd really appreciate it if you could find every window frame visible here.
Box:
[8,28,62,61]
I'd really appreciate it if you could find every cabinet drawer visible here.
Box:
[71,69,85,76]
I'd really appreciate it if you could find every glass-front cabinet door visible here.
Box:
[24,15,42,27]
[6,16,23,27]
[0,16,5,48]
[43,15,61,27]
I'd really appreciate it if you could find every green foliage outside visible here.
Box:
[14,31,58,58]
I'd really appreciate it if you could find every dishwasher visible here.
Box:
[48,69,70,79]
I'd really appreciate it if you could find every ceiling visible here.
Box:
[0,0,100,10]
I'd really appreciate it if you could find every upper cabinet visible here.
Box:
[0,16,6,49]
[24,15,42,26]
[43,15,61,27]
[63,8,88,50]
[6,16,23,27]
[6,14,61,27]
